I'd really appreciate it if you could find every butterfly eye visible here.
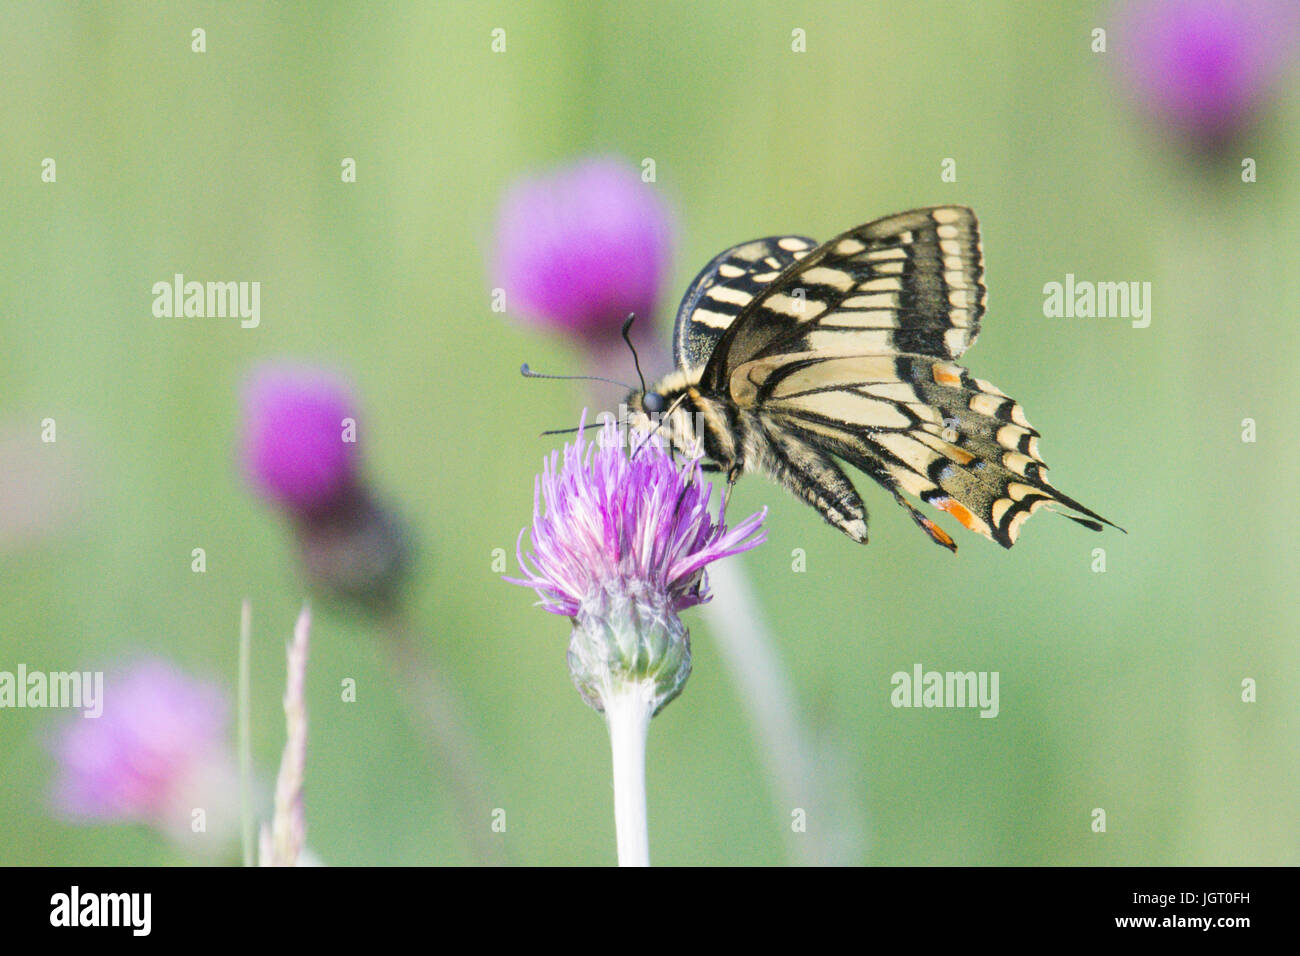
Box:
[642,391,666,414]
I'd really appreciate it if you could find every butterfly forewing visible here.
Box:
[674,235,817,369]
[701,206,985,393]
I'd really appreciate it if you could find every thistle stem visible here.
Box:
[702,559,865,865]
[237,598,254,868]
[377,608,506,866]
[603,681,653,867]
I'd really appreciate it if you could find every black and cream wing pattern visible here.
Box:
[669,205,1118,551]
[672,233,819,369]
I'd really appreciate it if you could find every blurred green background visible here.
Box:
[2,0,1297,866]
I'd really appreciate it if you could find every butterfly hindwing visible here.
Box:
[732,350,1115,547]
[673,235,817,369]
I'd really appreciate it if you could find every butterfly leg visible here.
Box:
[723,466,741,510]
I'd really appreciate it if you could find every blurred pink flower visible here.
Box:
[240,362,360,515]
[239,361,408,607]
[493,156,674,345]
[50,659,239,849]
[1118,0,1300,143]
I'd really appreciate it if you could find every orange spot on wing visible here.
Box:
[938,498,980,531]
[933,366,962,386]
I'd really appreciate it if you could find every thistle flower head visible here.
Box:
[50,659,239,850]
[493,157,674,344]
[1119,0,1300,144]
[510,415,766,618]
[508,414,765,714]
[240,361,360,515]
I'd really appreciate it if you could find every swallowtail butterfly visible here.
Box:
[625,206,1119,552]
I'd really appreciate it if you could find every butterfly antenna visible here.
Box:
[621,314,649,396]
[520,363,633,391]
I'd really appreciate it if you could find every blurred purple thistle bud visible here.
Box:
[240,361,408,609]
[1118,0,1300,147]
[494,157,673,344]
[493,157,675,406]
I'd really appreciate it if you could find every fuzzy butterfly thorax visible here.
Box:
[623,206,1120,552]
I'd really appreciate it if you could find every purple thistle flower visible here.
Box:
[50,659,239,847]
[240,362,360,515]
[508,413,765,715]
[493,157,674,345]
[1118,0,1300,144]
[509,415,764,863]
[510,415,766,618]
[239,361,407,606]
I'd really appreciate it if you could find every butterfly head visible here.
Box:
[622,371,709,463]
[640,390,667,415]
